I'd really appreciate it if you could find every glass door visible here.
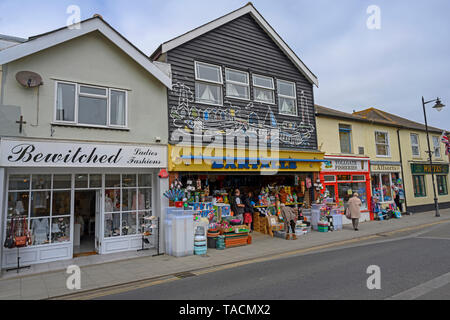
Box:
[95,190,102,254]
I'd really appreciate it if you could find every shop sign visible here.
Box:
[371,164,401,172]
[0,139,167,168]
[211,160,297,170]
[411,163,449,174]
[322,158,368,172]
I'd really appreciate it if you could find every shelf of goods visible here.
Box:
[220,225,250,248]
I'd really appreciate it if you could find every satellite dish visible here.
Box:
[16,71,43,88]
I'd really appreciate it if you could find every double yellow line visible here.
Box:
[52,219,450,300]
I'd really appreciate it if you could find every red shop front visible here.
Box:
[319,156,373,220]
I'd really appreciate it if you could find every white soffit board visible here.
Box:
[0,19,172,89]
[160,4,318,87]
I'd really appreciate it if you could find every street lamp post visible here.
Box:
[421,97,445,217]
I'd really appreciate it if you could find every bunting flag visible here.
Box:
[441,131,450,156]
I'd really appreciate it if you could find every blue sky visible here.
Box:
[1,0,449,130]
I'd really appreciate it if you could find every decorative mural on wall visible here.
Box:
[169,82,315,146]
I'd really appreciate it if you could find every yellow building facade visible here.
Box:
[316,105,450,213]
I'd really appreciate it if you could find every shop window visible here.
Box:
[324,175,336,182]
[413,175,426,197]
[89,174,102,188]
[6,174,71,246]
[375,131,390,157]
[337,175,351,181]
[32,174,51,189]
[53,174,71,189]
[51,217,70,243]
[52,191,70,216]
[8,174,30,191]
[195,61,223,106]
[253,74,275,104]
[410,133,420,157]
[437,175,448,195]
[325,185,336,200]
[338,182,368,211]
[372,172,399,202]
[277,79,297,116]
[55,81,127,128]
[75,174,88,189]
[352,175,366,182]
[339,124,352,154]
[7,191,29,219]
[225,68,249,100]
[104,174,152,238]
[105,174,121,188]
[433,136,441,158]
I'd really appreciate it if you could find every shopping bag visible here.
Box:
[3,218,15,249]
[345,208,351,219]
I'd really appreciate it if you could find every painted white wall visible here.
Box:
[2,31,169,145]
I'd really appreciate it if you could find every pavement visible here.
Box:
[98,220,450,300]
[1,208,449,300]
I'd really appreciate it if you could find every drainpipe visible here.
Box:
[397,128,409,213]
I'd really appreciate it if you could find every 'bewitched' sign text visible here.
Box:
[0,139,167,168]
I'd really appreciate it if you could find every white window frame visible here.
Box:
[194,61,223,106]
[194,61,223,84]
[277,79,297,116]
[225,68,250,101]
[410,133,420,157]
[375,131,391,157]
[53,81,128,129]
[253,74,275,104]
[432,136,441,158]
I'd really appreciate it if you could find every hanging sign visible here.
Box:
[0,139,167,168]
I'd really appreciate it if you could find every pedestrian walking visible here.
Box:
[278,199,298,240]
[347,192,362,231]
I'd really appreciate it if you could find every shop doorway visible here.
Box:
[73,190,101,257]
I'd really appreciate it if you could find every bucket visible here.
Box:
[207,237,217,248]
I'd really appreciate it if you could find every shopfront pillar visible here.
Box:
[0,167,5,272]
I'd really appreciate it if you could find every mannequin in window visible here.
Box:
[32,218,49,245]
[105,192,114,212]
[132,192,145,210]
[15,200,25,215]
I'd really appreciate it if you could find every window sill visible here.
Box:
[254,100,276,105]
[225,95,250,102]
[51,122,130,131]
[194,100,223,107]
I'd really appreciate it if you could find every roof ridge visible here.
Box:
[150,3,318,87]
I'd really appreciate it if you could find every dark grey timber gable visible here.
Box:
[162,13,318,150]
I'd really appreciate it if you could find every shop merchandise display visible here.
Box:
[163,174,349,256]
[32,218,49,245]
[3,215,31,273]
[51,217,70,243]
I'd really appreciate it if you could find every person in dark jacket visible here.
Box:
[230,188,246,224]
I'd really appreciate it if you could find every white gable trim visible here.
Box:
[160,4,318,87]
[0,19,172,89]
